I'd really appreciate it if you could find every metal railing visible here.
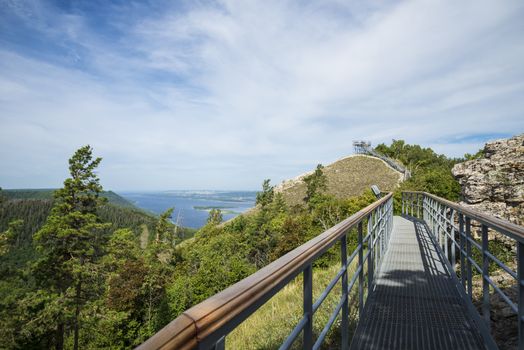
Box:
[138,193,394,350]
[353,142,410,179]
[402,191,524,349]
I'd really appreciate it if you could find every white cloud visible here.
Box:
[1,0,523,190]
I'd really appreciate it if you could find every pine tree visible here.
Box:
[0,219,23,254]
[32,145,110,350]
[256,179,274,209]
[207,208,223,225]
[142,208,176,336]
[303,164,327,205]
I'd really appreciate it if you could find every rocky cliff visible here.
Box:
[452,133,524,226]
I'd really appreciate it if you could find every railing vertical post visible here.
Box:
[368,213,374,292]
[481,224,490,327]
[450,209,456,271]
[401,192,406,215]
[358,221,364,318]
[213,337,225,350]
[417,193,420,218]
[410,193,414,216]
[444,207,449,262]
[378,205,383,263]
[518,241,524,350]
[341,234,349,350]
[423,195,427,222]
[303,264,313,350]
[459,214,465,288]
[466,217,472,299]
[433,201,438,240]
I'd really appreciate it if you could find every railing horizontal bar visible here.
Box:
[467,255,483,274]
[455,228,518,280]
[313,266,346,313]
[406,191,524,242]
[312,295,346,350]
[278,315,308,350]
[485,251,517,280]
[372,230,385,247]
[463,235,482,252]
[484,274,518,314]
[454,245,516,282]
[347,244,361,267]
[363,250,371,264]
[348,265,362,294]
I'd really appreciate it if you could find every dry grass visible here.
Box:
[277,155,402,207]
[227,257,367,349]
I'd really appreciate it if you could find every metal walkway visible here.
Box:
[350,216,486,350]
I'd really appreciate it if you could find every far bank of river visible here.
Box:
[119,190,257,229]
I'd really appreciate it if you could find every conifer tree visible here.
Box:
[142,208,176,336]
[256,179,274,209]
[33,145,110,350]
[303,164,327,205]
[207,208,223,225]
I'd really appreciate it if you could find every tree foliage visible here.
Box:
[207,208,223,226]
[31,145,110,350]
[256,179,274,209]
[303,164,328,205]
[375,139,462,201]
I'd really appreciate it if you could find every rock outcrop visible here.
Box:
[454,134,523,349]
[452,134,524,226]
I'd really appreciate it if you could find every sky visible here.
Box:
[0,0,523,191]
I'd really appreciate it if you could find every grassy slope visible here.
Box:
[277,155,402,207]
[228,258,366,349]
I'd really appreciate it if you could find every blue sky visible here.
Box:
[0,0,523,191]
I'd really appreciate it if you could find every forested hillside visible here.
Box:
[375,139,469,200]
[0,141,474,349]
[3,189,136,208]
[0,192,194,247]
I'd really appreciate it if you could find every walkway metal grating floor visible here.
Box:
[349,216,486,350]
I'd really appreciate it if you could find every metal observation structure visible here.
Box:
[352,141,411,180]
[138,192,524,350]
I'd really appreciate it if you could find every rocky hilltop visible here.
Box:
[276,155,403,206]
[452,133,524,226]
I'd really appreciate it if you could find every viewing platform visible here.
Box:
[138,192,524,350]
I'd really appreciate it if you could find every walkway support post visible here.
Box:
[519,242,524,349]
[482,224,490,326]
[340,235,349,350]
[358,222,364,318]
[303,264,313,350]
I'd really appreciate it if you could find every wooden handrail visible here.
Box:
[403,191,524,242]
[137,193,393,350]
